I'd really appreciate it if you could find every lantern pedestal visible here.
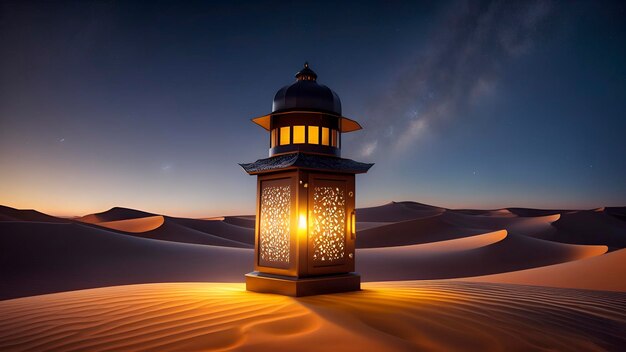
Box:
[245,272,360,297]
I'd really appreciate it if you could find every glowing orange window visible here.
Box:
[308,126,319,144]
[280,127,291,145]
[293,125,305,144]
[321,127,330,146]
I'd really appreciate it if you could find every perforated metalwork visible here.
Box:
[311,186,346,262]
[259,185,291,263]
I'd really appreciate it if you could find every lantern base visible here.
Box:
[245,272,360,297]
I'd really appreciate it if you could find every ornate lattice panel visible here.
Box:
[259,183,291,265]
[311,185,346,262]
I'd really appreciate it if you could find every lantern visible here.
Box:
[240,63,373,296]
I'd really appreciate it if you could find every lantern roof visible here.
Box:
[251,62,362,133]
[239,152,374,175]
[272,62,341,115]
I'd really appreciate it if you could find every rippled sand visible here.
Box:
[1,281,624,351]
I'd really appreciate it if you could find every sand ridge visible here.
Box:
[96,215,165,233]
[109,217,253,248]
[73,208,255,247]
[357,231,607,281]
[0,205,70,223]
[76,207,156,223]
[534,210,626,249]
[462,248,626,292]
[356,201,446,222]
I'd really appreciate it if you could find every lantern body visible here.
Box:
[253,170,356,278]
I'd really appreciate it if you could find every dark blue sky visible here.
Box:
[1,0,625,216]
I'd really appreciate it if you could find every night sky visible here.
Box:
[1,1,625,217]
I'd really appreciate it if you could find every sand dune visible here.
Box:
[356,221,393,231]
[533,210,626,249]
[356,213,486,248]
[221,216,256,229]
[77,207,156,223]
[2,222,603,299]
[77,209,255,247]
[166,216,254,245]
[604,206,626,220]
[1,202,624,302]
[440,211,560,235]
[506,207,564,217]
[96,217,253,248]
[0,221,251,300]
[357,232,607,281]
[0,281,623,351]
[453,208,515,217]
[375,229,508,253]
[501,214,561,236]
[150,219,252,247]
[357,201,445,222]
[463,248,626,292]
[0,205,69,223]
[356,211,561,248]
[97,215,165,233]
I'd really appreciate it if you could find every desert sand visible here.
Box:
[0,281,624,351]
[1,201,625,350]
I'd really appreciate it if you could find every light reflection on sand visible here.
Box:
[0,281,624,351]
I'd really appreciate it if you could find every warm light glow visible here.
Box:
[331,129,338,147]
[321,127,329,146]
[298,213,307,231]
[308,126,319,144]
[311,185,346,262]
[0,281,617,351]
[293,125,305,144]
[271,129,277,147]
[351,211,356,235]
[259,184,291,264]
[280,127,290,145]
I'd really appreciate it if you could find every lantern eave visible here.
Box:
[251,111,363,133]
[239,152,374,175]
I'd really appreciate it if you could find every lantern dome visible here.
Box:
[272,62,342,115]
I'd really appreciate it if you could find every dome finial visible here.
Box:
[295,62,317,81]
